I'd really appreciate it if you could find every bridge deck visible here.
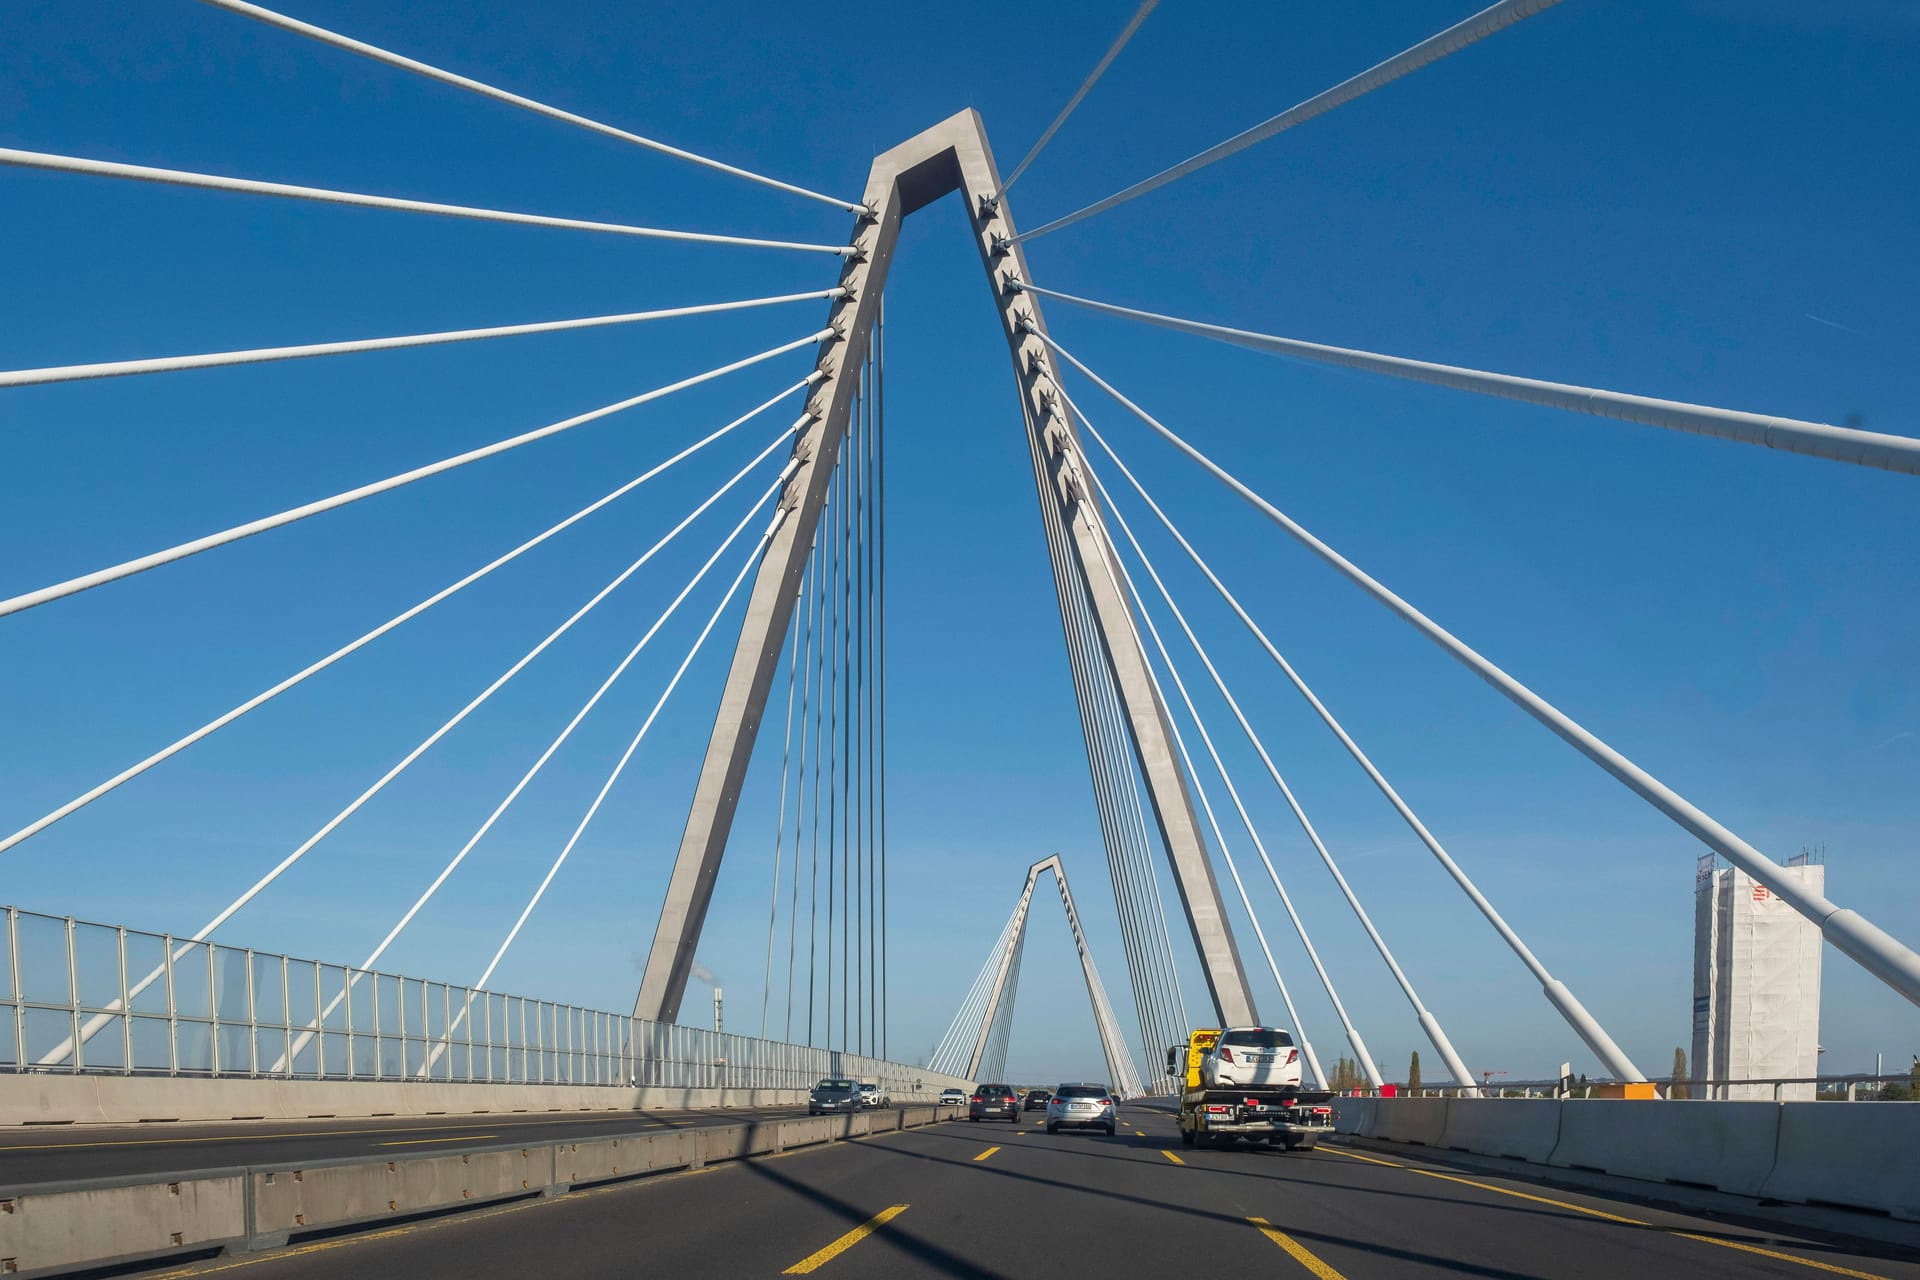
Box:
[115,1106,1920,1280]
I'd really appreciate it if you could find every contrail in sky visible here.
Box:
[1803,313,1867,336]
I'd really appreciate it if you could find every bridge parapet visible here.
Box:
[1333,1096,1918,1222]
[0,905,971,1124]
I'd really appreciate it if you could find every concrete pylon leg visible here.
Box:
[635,111,1256,1032]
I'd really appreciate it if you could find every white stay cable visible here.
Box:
[1072,481,1337,1088]
[1017,284,1920,476]
[426,499,792,1070]
[932,907,1022,1073]
[0,149,855,256]
[993,0,1159,200]
[271,448,795,1072]
[188,450,785,951]
[0,289,844,389]
[1035,329,1674,1074]
[1013,0,1562,243]
[1016,395,1179,1066]
[467,492,793,998]
[1073,393,1483,1089]
[195,0,862,212]
[352,430,799,973]
[1077,423,1393,1086]
[762,551,810,1038]
[0,374,817,858]
[0,328,830,619]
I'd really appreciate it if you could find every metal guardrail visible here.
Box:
[0,905,948,1097]
[0,1103,962,1278]
[1375,1072,1920,1101]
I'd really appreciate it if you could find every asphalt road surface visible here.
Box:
[126,1104,1920,1280]
[0,1104,820,1185]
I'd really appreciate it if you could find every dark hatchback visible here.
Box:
[808,1078,863,1115]
[969,1083,1020,1122]
[1023,1089,1051,1111]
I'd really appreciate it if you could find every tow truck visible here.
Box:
[1167,1028,1336,1151]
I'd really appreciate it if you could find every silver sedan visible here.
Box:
[1045,1083,1117,1135]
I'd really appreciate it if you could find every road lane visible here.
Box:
[0,1103,822,1184]
[134,1104,1920,1280]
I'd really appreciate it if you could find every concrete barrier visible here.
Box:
[1331,1097,1378,1137]
[1549,1100,1779,1196]
[1370,1098,1451,1146]
[1440,1100,1562,1163]
[1761,1102,1920,1222]
[0,1174,246,1277]
[250,1146,547,1248]
[0,1103,955,1277]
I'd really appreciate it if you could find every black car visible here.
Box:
[808,1077,863,1115]
[969,1083,1019,1122]
[1023,1089,1051,1111]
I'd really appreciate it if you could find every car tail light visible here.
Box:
[1218,1046,1235,1063]
[1311,1107,1331,1115]
[1204,1104,1232,1114]
[1285,1049,1298,1065]
[1100,1099,1114,1107]
[971,1095,981,1102]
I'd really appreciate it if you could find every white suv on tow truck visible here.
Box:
[1199,1027,1304,1090]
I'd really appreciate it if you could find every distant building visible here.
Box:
[1692,853,1823,1101]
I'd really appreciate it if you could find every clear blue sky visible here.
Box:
[2,0,1914,1086]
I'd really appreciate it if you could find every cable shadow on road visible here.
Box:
[868,1126,1920,1276]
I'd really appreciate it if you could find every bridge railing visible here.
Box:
[1361,1072,1920,1102]
[0,906,952,1098]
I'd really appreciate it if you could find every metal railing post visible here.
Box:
[162,933,178,1076]
[8,910,24,1074]
[206,942,220,1077]
[64,916,80,1072]
[117,926,132,1074]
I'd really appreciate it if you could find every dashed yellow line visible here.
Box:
[1320,1147,1894,1278]
[782,1204,908,1274]
[972,1145,1000,1162]
[1159,1148,1184,1166]
[1249,1217,1348,1279]
[1667,1234,1893,1279]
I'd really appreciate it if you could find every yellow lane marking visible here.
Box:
[1670,1234,1894,1280]
[782,1204,909,1274]
[378,1134,498,1147]
[1320,1147,1894,1278]
[1320,1147,1400,1169]
[1160,1149,1184,1166]
[1133,1129,1146,1136]
[0,1112,695,1153]
[973,1146,1000,1162]
[1249,1217,1349,1280]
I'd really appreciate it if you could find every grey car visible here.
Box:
[808,1078,863,1115]
[1045,1083,1117,1135]
[969,1083,1020,1122]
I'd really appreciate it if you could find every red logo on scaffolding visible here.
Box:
[1752,884,1773,903]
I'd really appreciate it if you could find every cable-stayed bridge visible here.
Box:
[2,2,1917,1277]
